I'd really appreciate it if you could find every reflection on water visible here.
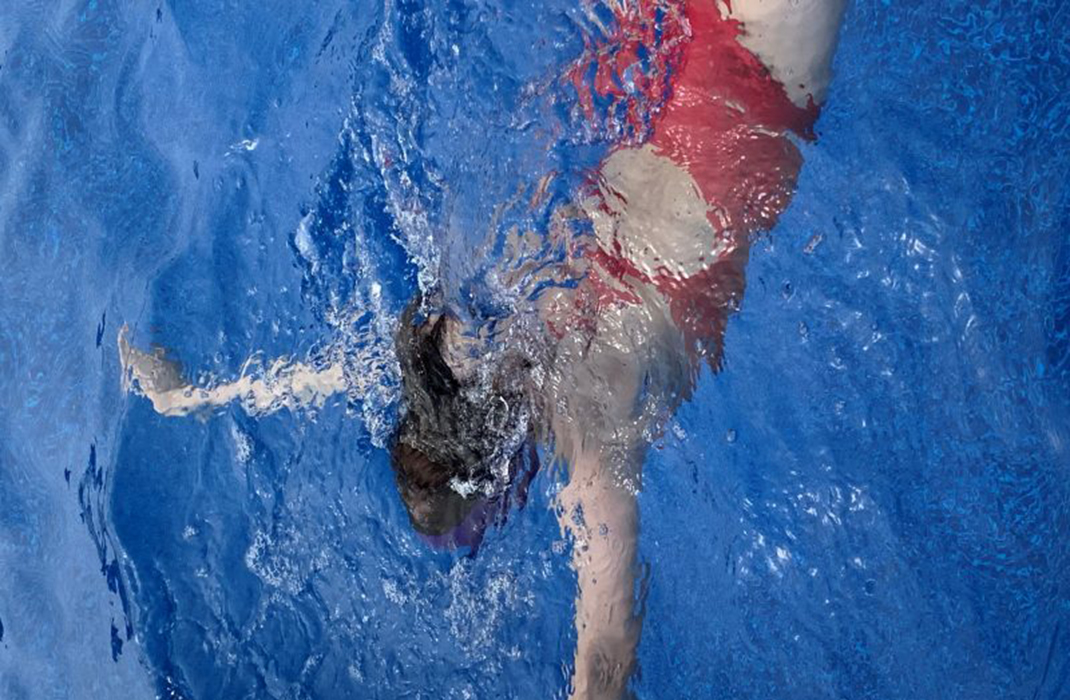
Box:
[0,0,1067,699]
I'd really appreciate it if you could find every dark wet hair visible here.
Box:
[390,296,534,536]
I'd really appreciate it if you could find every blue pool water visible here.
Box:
[1,1,1069,699]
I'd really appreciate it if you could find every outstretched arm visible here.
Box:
[558,449,642,700]
[545,293,657,700]
[118,326,348,417]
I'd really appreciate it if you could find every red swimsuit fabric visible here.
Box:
[568,0,820,364]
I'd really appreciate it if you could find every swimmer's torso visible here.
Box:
[542,0,847,467]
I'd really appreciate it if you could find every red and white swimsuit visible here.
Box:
[564,0,821,365]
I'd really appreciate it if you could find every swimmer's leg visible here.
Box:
[118,325,347,417]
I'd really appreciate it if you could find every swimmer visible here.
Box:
[120,1,847,697]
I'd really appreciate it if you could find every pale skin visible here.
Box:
[547,294,664,700]
[119,2,847,698]
[559,454,642,700]
[118,325,351,417]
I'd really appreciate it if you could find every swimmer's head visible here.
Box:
[389,296,533,536]
[390,440,477,536]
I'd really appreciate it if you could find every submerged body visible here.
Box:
[546,1,847,696]
[119,2,847,698]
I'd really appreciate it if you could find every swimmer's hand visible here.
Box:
[118,324,192,413]
[118,325,347,417]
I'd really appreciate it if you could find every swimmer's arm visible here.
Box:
[559,450,642,700]
[118,326,349,417]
